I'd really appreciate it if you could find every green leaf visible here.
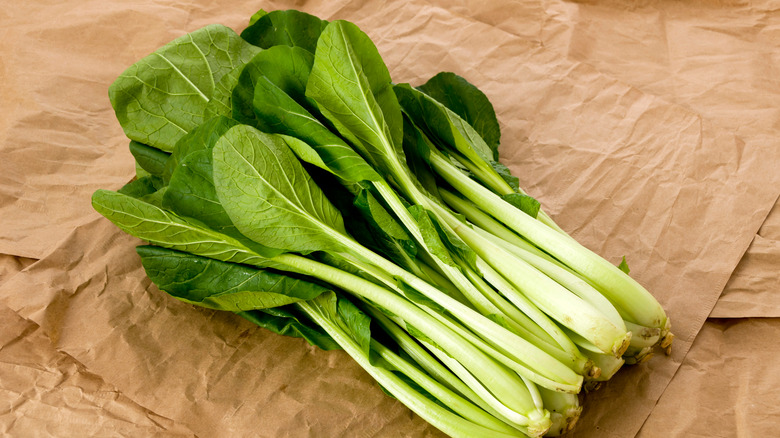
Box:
[351,188,418,267]
[401,115,440,200]
[354,189,415,252]
[240,10,328,54]
[306,20,404,175]
[163,115,239,184]
[233,45,315,128]
[202,66,245,120]
[135,162,151,179]
[241,308,340,351]
[491,161,520,192]
[137,245,326,310]
[118,176,163,199]
[129,141,170,177]
[417,72,501,160]
[395,84,494,166]
[407,205,476,272]
[212,125,347,254]
[618,256,630,275]
[307,291,372,358]
[407,205,456,268]
[501,193,541,219]
[92,189,276,266]
[109,25,260,151]
[230,45,381,184]
[247,9,267,26]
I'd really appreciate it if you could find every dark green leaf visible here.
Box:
[407,205,456,268]
[354,189,416,255]
[233,45,314,127]
[418,72,501,160]
[137,245,326,310]
[163,115,238,184]
[212,125,347,254]
[129,141,170,177]
[241,308,340,351]
[395,84,494,166]
[240,10,328,54]
[118,176,164,199]
[501,193,541,219]
[109,25,260,151]
[402,115,440,200]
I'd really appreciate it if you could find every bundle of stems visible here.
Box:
[93,9,672,437]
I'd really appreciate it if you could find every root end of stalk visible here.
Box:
[583,380,602,392]
[614,332,632,357]
[566,407,582,432]
[623,346,653,365]
[660,332,675,349]
[526,410,553,438]
[588,365,602,380]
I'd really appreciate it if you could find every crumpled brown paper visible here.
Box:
[0,305,195,437]
[1,0,779,437]
[712,200,780,317]
[532,0,780,319]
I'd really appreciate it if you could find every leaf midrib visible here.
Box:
[222,140,345,247]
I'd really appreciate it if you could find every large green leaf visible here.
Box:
[401,115,440,200]
[407,205,476,272]
[212,125,347,254]
[231,45,381,184]
[306,20,404,176]
[160,117,282,257]
[109,25,260,151]
[240,9,328,54]
[92,189,276,266]
[417,72,501,160]
[137,245,326,310]
[202,65,245,120]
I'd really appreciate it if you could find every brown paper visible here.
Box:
[1,219,442,437]
[534,0,780,317]
[638,318,780,437]
[711,199,780,317]
[0,255,35,286]
[0,305,195,437]
[1,0,779,437]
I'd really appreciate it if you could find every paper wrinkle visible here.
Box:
[0,306,196,437]
[1,0,778,437]
[712,195,780,317]
[639,319,780,438]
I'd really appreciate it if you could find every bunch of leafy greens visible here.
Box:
[94,9,672,438]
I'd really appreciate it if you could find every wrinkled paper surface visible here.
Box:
[1,0,778,437]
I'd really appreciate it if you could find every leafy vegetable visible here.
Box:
[109,25,260,151]
[94,9,672,438]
